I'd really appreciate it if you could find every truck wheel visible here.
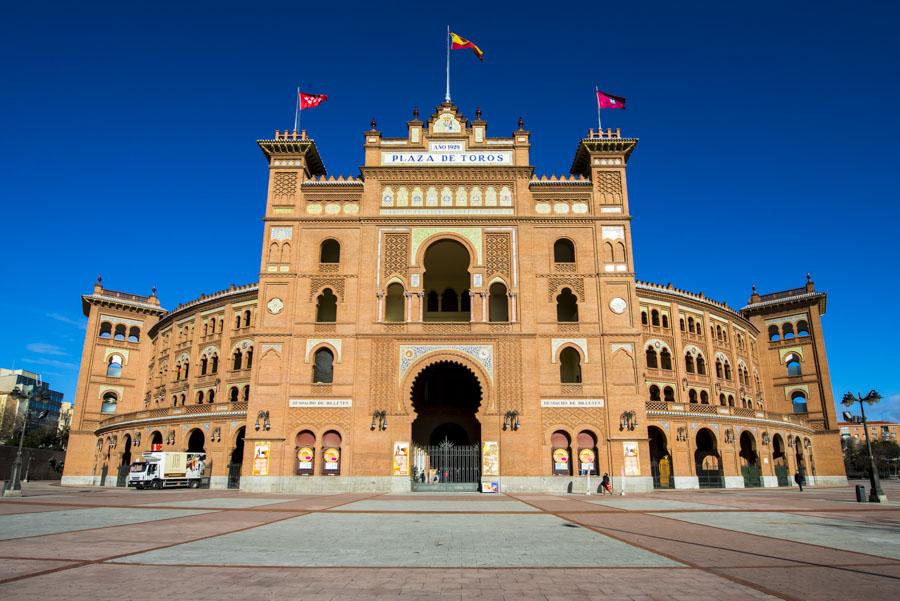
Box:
[189,480,200,489]
[136,483,144,490]
[153,480,163,490]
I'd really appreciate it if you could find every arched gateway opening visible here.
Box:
[410,360,482,491]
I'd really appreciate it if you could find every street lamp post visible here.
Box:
[3,386,49,497]
[842,390,886,503]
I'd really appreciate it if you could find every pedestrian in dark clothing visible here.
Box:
[600,473,612,495]
[794,470,805,491]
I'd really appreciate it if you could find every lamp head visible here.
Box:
[841,392,857,407]
[863,390,882,404]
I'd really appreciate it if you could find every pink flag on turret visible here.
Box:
[596,90,626,110]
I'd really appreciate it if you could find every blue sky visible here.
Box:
[2,1,898,420]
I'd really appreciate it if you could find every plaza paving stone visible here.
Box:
[0,480,898,600]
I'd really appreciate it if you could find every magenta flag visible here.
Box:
[596,90,626,110]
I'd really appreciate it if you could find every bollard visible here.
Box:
[855,484,866,503]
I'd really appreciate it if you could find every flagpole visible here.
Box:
[294,85,300,133]
[595,85,602,134]
[445,25,451,102]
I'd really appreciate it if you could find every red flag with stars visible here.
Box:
[299,91,328,110]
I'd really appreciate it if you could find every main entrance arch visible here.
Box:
[409,360,482,491]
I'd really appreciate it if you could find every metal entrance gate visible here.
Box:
[775,462,790,486]
[227,463,241,489]
[411,439,480,492]
[741,464,762,487]
[651,456,674,489]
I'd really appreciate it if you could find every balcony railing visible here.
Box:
[99,401,248,428]
[645,401,811,428]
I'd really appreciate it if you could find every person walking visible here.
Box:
[601,473,612,495]
[794,470,805,491]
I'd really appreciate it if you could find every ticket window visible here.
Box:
[322,430,342,475]
[296,430,316,475]
[577,430,599,476]
[551,430,572,476]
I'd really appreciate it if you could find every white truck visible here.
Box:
[128,451,208,489]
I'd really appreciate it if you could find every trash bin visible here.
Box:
[855,484,866,503]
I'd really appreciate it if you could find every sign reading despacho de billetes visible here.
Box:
[381,150,513,166]
[288,399,352,408]
[540,399,604,408]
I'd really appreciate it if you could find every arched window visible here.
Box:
[646,346,658,369]
[100,392,118,414]
[661,314,669,329]
[660,348,672,370]
[719,393,726,406]
[99,322,112,339]
[556,288,579,322]
[489,282,509,322]
[727,394,734,407]
[175,363,182,381]
[128,327,140,342]
[551,430,572,475]
[440,288,459,312]
[385,283,405,322]
[651,310,660,327]
[243,310,251,328]
[697,354,706,375]
[688,389,698,403]
[427,290,439,312]
[106,355,123,378]
[724,361,732,381]
[183,362,189,379]
[313,348,334,384]
[663,386,675,402]
[680,318,685,331]
[797,321,810,337]
[180,394,185,406]
[172,395,178,407]
[649,385,660,401]
[229,387,239,403]
[768,325,780,341]
[232,350,243,371]
[641,311,648,325]
[685,353,695,373]
[688,317,695,333]
[791,391,808,413]
[559,347,582,383]
[114,324,126,341]
[320,239,341,263]
[208,389,215,403]
[785,353,802,377]
[242,385,250,402]
[461,289,472,313]
[235,315,242,329]
[700,390,709,404]
[200,356,208,376]
[715,325,722,341]
[210,354,218,374]
[715,359,723,379]
[196,390,204,404]
[553,239,575,263]
[316,289,338,322]
[783,323,795,339]
[245,347,253,369]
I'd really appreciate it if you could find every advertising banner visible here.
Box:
[392,441,410,476]
[297,446,315,475]
[252,442,271,476]
[323,447,341,474]
[482,441,499,477]
[552,447,570,475]
[578,448,596,474]
[623,442,640,476]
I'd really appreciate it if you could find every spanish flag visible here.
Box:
[450,32,484,61]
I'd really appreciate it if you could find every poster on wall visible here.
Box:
[623,442,640,476]
[297,446,315,475]
[482,441,499,477]
[552,448,570,475]
[392,441,409,476]
[323,447,341,474]
[578,448,596,475]
[252,442,271,476]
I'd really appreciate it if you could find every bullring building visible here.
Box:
[62,103,847,492]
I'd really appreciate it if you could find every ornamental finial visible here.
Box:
[412,106,419,120]
[518,116,524,130]
[476,106,482,120]
[370,117,377,130]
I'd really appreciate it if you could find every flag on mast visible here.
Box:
[596,89,626,110]
[450,31,484,61]
[299,91,328,110]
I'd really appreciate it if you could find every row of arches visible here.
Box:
[550,429,600,475]
[679,315,704,335]
[641,309,670,329]
[99,322,140,342]
[382,185,512,208]
[768,320,810,341]
[294,429,343,474]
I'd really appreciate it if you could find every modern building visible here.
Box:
[0,368,65,441]
[840,421,898,446]
[61,102,847,492]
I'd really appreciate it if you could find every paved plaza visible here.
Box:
[0,482,898,600]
